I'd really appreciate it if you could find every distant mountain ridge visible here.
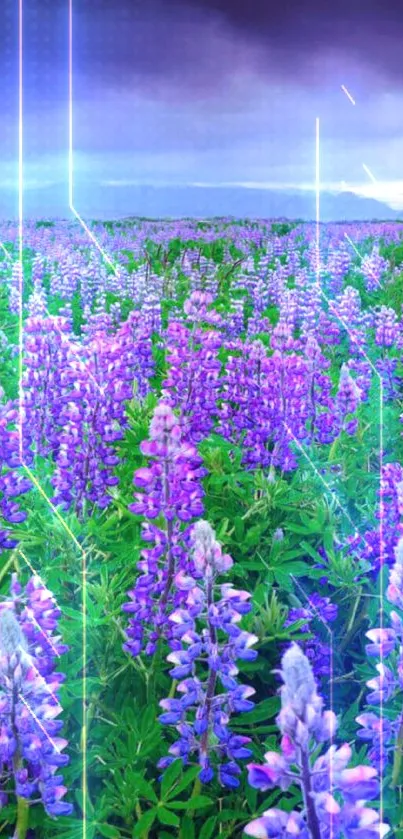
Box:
[116,186,401,222]
[1,184,401,222]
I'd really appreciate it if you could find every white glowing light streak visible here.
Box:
[341,84,356,105]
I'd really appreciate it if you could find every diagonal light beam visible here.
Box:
[341,84,356,105]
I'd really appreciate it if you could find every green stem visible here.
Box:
[168,679,177,699]
[344,587,362,636]
[328,436,340,463]
[14,796,29,839]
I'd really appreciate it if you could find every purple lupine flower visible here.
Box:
[245,644,389,839]
[0,397,33,551]
[50,325,141,515]
[162,319,223,444]
[0,573,72,819]
[122,403,206,657]
[335,364,362,435]
[345,461,403,573]
[360,245,389,292]
[158,520,257,786]
[356,536,403,775]
[374,306,400,349]
[284,594,338,684]
[217,336,329,473]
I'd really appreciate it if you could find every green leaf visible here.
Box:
[165,765,200,799]
[96,824,121,838]
[216,809,247,821]
[160,758,183,799]
[233,696,280,725]
[180,815,196,839]
[157,806,180,826]
[199,816,218,839]
[166,795,213,810]
[273,568,294,591]
[285,523,312,535]
[133,776,158,804]
[132,808,157,838]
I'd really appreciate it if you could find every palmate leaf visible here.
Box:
[163,765,200,800]
[166,795,213,810]
[231,696,280,726]
[160,758,183,799]
[96,824,121,838]
[132,808,157,837]
[156,806,180,827]
[199,816,218,839]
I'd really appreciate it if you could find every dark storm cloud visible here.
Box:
[177,0,403,75]
[67,0,403,94]
[2,0,402,107]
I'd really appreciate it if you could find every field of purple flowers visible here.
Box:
[0,215,403,839]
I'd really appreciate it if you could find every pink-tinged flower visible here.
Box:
[365,663,395,704]
[316,709,338,741]
[174,572,196,591]
[314,792,341,823]
[338,765,379,801]
[386,538,403,607]
[133,466,154,487]
[122,402,206,657]
[280,733,297,761]
[244,809,309,839]
[342,805,390,839]
[245,645,389,839]
[0,575,72,818]
[192,520,233,575]
[247,753,289,791]
[365,628,396,658]
[158,522,256,787]
[355,712,383,737]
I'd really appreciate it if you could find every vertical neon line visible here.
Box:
[69,6,87,834]
[18,0,23,462]
[81,545,87,839]
[68,0,73,208]
[379,385,384,825]
[315,117,320,286]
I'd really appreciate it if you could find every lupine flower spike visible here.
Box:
[245,644,389,839]
[158,520,258,787]
[0,574,72,822]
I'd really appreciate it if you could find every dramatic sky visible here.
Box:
[1,0,403,216]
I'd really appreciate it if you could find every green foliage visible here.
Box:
[0,223,401,837]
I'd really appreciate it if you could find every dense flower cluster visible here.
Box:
[0,400,33,552]
[0,573,72,818]
[158,520,257,786]
[360,245,389,292]
[162,316,222,444]
[335,363,362,435]
[20,311,154,515]
[245,644,389,839]
[122,403,206,656]
[356,536,403,777]
[217,329,345,472]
